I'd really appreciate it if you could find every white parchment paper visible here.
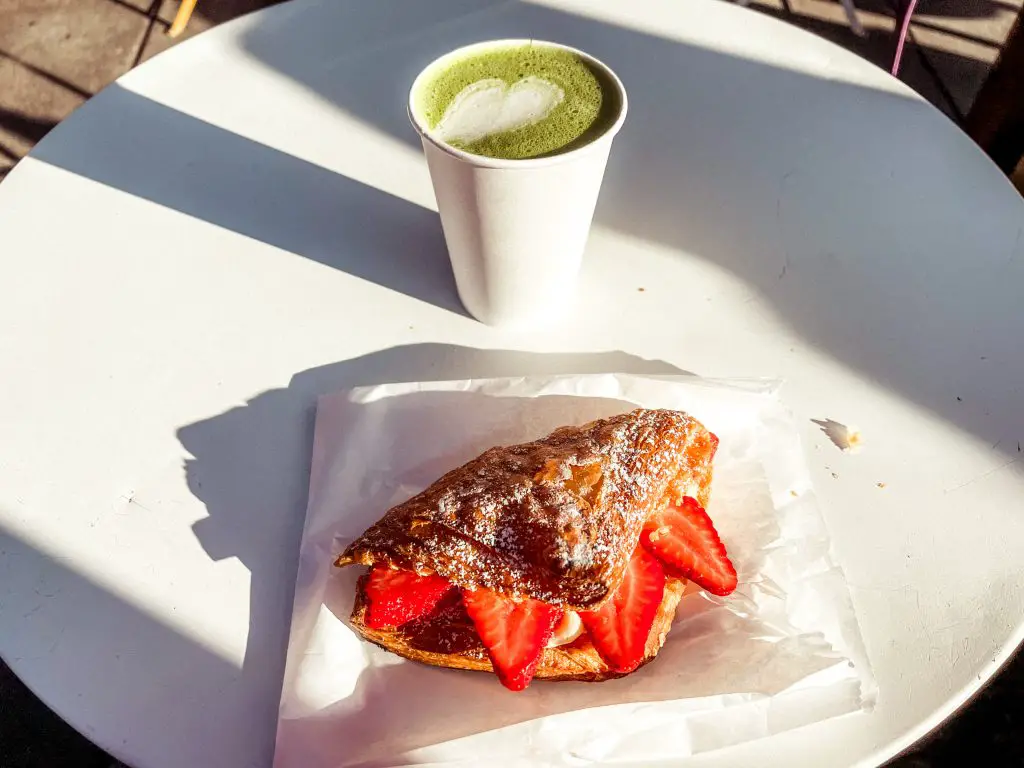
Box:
[273,374,875,768]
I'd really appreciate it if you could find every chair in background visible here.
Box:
[168,0,198,39]
[890,0,919,75]
[966,11,1024,175]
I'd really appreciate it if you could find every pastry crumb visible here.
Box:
[845,429,864,452]
[648,525,671,542]
[812,418,863,453]
[876,482,886,489]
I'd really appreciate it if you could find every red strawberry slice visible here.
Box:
[363,565,454,629]
[642,496,738,596]
[579,546,666,674]
[462,587,562,691]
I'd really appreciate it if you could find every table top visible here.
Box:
[2,0,1023,766]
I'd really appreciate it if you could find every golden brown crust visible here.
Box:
[336,409,717,609]
[348,575,689,682]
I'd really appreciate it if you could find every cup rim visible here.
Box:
[407,39,628,169]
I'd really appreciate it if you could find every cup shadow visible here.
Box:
[29,84,465,317]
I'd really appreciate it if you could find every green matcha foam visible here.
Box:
[415,43,612,160]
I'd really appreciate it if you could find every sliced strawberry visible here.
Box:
[363,565,454,629]
[642,496,737,596]
[462,587,562,691]
[579,546,666,674]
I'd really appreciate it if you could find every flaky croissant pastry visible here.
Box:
[336,408,736,690]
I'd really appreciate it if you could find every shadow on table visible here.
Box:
[0,526,246,767]
[175,344,690,763]
[27,84,466,318]
[235,0,1024,471]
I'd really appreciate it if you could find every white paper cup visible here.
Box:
[409,40,627,327]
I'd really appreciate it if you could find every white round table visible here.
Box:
[2,1,1022,766]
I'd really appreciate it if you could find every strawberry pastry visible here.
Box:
[335,409,736,690]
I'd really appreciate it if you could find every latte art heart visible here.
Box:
[415,43,609,159]
[435,76,565,145]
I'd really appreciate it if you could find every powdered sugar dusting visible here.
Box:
[337,409,717,609]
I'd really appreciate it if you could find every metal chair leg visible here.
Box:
[891,0,919,76]
[168,0,198,39]
[838,0,866,38]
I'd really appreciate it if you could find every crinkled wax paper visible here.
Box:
[273,374,875,768]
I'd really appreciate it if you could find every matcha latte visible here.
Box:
[408,41,626,326]
[413,42,619,160]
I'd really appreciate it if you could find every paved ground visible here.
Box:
[0,0,278,180]
[1,0,1022,766]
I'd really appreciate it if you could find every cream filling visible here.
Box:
[681,479,701,500]
[547,610,584,648]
